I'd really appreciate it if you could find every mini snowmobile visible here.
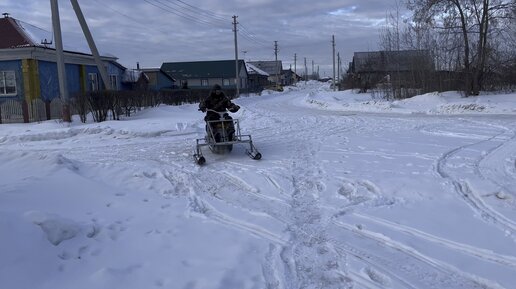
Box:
[194,109,261,165]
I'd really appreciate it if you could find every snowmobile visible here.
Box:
[193,109,261,165]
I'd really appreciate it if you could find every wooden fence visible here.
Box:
[0,99,64,124]
[0,89,240,124]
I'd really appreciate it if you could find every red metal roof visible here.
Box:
[0,16,34,49]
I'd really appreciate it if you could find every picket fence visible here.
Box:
[0,98,64,124]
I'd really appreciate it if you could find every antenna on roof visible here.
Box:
[3,13,10,18]
[41,38,53,47]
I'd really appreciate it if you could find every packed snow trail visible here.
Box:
[232,85,515,288]
[1,82,516,289]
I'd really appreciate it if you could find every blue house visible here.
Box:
[0,14,126,105]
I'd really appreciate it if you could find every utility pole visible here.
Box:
[50,0,70,122]
[274,41,279,89]
[337,52,340,87]
[332,35,337,91]
[233,15,240,97]
[312,60,315,80]
[304,57,307,84]
[50,0,114,122]
[70,0,110,90]
[294,53,297,85]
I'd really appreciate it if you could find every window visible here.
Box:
[223,78,231,86]
[109,74,118,90]
[0,71,17,96]
[201,79,209,87]
[88,73,99,91]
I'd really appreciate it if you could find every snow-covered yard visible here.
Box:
[1,82,515,289]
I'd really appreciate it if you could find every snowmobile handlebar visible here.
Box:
[200,107,239,114]
[203,109,230,120]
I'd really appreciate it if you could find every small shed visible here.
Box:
[247,60,283,85]
[246,62,268,92]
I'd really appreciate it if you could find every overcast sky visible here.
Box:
[1,0,406,76]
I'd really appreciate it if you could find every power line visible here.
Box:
[172,0,229,22]
[161,0,228,26]
[142,0,228,28]
[93,0,171,35]
[93,0,140,23]
[238,23,270,47]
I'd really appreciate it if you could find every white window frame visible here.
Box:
[0,71,17,96]
[223,78,231,86]
[201,79,209,87]
[109,74,119,90]
[88,73,99,91]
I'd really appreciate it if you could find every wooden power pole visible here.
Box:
[50,0,112,122]
[50,0,70,122]
[332,35,337,91]
[233,15,240,97]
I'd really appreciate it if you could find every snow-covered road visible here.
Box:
[1,82,515,289]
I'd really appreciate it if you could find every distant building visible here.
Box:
[246,62,268,92]
[160,60,248,91]
[247,61,283,86]
[123,68,175,91]
[282,69,299,86]
[349,50,434,91]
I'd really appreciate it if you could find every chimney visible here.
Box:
[136,62,140,70]
[3,13,10,18]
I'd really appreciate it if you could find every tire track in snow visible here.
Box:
[158,164,290,245]
[332,220,506,289]
[187,194,287,245]
[220,170,290,206]
[435,122,516,237]
[475,126,516,197]
[341,247,418,289]
[353,213,516,268]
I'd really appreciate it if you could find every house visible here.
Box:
[121,69,150,91]
[0,14,126,122]
[160,60,248,92]
[246,62,268,92]
[349,50,434,90]
[281,69,299,86]
[138,68,175,91]
[247,60,283,86]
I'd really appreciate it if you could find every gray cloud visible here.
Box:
[1,0,402,75]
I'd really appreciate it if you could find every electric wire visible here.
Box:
[143,0,229,28]
[162,0,229,24]
[16,19,53,44]
[86,0,293,62]
[93,0,171,34]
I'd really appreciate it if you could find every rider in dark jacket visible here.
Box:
[199,84,240,140]
[199,84,240,121]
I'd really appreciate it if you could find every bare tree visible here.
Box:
[407,0,515,95]
[380,0,404,52]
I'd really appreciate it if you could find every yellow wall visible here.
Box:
[79,65,86,93]
[21,59,41,101]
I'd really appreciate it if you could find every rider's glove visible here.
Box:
[228,104,240,113]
